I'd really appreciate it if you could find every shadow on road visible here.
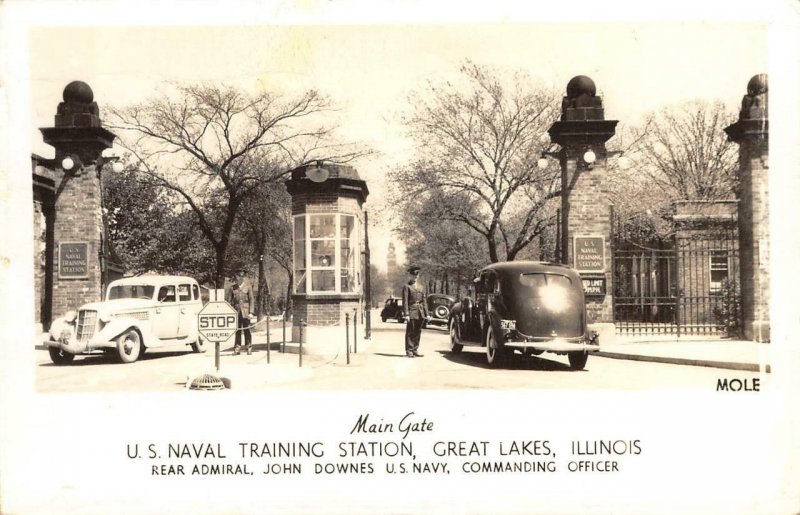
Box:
[437,349,580,372]
[39,349,199,367]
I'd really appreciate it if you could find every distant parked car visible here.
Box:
[424,294,455,327]
[47,275,207,365]
[380,297,405,323]
[448,261,599,369]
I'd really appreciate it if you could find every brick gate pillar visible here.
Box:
[547,76,618,325]
[725,74,770,342]
[285,162,369,353]
[40,81,117,317]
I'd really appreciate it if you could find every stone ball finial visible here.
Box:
[63,81,94,104]
[747,74,768,96]
[566,76,596,99]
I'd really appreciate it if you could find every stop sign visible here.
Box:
[198,301,239,343]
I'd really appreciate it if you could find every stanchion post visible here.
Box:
[299,319,305,367]
[215,342,220,371]
[282,316,286,353]
[353,309,358,354]
[346,313,351,365]
[266,316,271,364]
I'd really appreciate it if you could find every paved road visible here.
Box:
[36,318,765,392]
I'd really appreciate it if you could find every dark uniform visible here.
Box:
[402,266,428,357]
[226,277,254,354]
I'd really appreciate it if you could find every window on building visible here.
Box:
[293,214,359,294]
[709,251,729,295]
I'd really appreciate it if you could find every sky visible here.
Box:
[17,8,771,272]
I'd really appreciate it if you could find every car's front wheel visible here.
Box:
[485,329,505,367]
[192,336,208,353]
[116,329,142,364]
[449,319,463,353]
[48,346,75,365]
[568,351,588,370]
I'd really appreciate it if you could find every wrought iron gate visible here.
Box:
[612,216,741,338]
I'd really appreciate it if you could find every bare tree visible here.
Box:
[109,83,365,285]
[629,100,738,202]
[390,62,561,263]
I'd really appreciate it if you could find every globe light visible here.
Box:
[112,161,124,173]
[61,156,75,170]
[537,157,549,170]
[583,150,596,164]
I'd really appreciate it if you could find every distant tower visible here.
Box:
[387,242,398,296]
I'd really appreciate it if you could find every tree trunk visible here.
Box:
[257,253,269,318]
[214,245,227,289]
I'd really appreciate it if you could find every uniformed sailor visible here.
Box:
[226,271,254,355]
[401,265,428,358]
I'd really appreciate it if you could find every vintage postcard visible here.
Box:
[1,0,799,513]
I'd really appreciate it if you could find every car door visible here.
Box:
[175,283,195,339]
[152,284,181,340]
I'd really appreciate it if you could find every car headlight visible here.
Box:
[99,312,112,323]
[64,310,77,323]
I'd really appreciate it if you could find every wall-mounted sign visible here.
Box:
[574,236,605,272]
[58,242,89,279]
[581,276,606,297]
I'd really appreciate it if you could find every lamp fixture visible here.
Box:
[536,157,549,170]
[583,150,597,164]
[61,156,76,171]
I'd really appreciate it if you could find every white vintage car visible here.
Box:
[47,275,207,364]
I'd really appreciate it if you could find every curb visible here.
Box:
[596,351,771,373]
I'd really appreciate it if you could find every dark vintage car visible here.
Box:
[380,297,405,323]
[424,294,456,327]
[448,261,599,369]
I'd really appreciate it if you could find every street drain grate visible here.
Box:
[189,374,226,391]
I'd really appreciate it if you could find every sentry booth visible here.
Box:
[285,162,369,353]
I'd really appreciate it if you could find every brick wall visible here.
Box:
[33,200,46,325]
[737,140,770,341]
[562,149,613,323]
[51,165,104,316]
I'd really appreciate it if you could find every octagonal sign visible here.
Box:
[198,301,238,343]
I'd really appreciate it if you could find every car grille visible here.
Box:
[76,310,97,341]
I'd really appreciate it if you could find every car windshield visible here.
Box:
[108,284,155,300]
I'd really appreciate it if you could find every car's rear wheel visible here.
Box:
[192,336,208,353]
[485,329,505,367]
[48,346,75,365]
[116,329,142,364]
[449,319,463,353]
[568,351,588,370]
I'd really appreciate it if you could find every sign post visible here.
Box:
[198,301,238,372]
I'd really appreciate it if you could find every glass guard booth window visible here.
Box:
[293,214,359,294]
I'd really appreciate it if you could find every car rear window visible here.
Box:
[519,273,572,288]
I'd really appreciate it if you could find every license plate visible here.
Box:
[500,320,516,330]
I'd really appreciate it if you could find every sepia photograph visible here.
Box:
[1,0,799,514]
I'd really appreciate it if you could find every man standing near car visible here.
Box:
[402,265,428,358]
[226,271,254,355]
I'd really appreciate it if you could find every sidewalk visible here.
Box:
[596,337,771,373]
